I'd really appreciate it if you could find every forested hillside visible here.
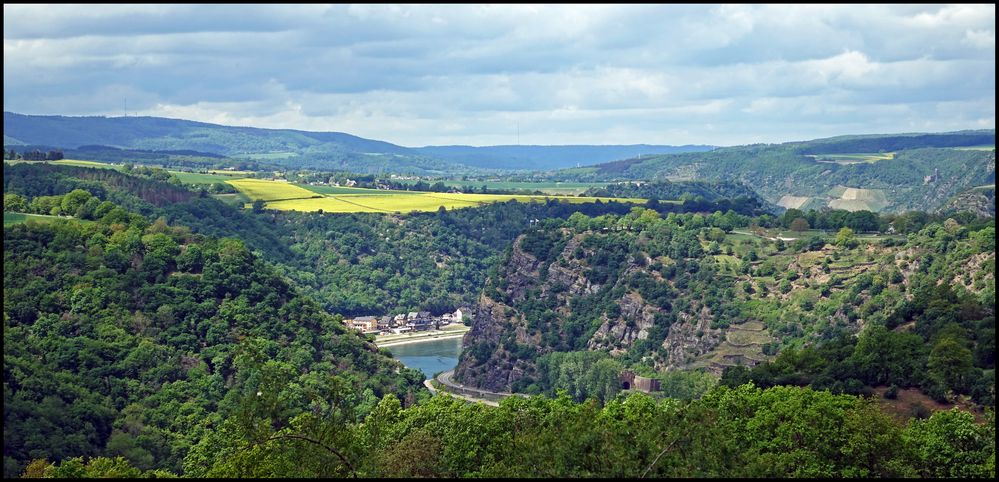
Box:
[3,163,293,261]
[582,179,770,206]
[3,204,427,477]
[3,163,766,320]
[455,207,995,410]
[557,131,995,213]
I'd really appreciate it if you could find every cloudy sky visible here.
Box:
[3,4,995,146]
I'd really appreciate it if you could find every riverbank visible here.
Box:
[374,324,470,347]
[431,370,524,407]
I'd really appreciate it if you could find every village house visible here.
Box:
[348,316,379,334]
[344,308,467,335]
[407,311,434,331]
[377,316,393,331]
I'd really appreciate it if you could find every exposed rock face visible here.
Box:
[454,229,732,391]
[453,294,534,392]
[587,291,656,352]
[938,187,995,218]
[454,235,552,392]
[659,305,721,368]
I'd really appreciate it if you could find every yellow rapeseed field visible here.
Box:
[229,178,647,213]
[226,178,321,201]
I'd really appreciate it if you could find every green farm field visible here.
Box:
[4,212,88,226]
[5,159,245,186]
[5,159,119,169]
[172,171,249,184]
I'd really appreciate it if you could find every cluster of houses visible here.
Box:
[345,308,465,335]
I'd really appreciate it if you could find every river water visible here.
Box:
[385,337,463,380]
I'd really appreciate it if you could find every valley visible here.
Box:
[4,4,996,478]
[3,118,994,481]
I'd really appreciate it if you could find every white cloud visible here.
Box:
[3,4,994,146]
[964,29,996,49]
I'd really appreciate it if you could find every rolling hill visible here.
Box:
[555,130,995,213]
[3,112,712,174]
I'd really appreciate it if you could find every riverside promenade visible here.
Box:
[374,324,470,348]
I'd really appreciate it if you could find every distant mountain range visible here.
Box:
[3,112,713,173]
[412,144,714,170]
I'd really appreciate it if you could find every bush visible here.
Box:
[885,384,899,399]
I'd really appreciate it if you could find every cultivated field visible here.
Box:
[394,179,609,195]
[807,152,894,165]
[228,178,646,213]
[172,171,249,184]
[226,178,322,201]
[263,192,644,213]
[300,185,423,196]
[827,186,889,211]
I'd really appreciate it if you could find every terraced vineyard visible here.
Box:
[228,178,645,213]
[690,321,773,372]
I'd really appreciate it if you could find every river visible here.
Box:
[385,337,463,380]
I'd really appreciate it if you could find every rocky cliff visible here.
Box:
[454,228,733,392]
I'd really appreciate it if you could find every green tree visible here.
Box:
[927,336,974,394]
[835,227,857,248]
[903,408,995,478]
[60,189,92,215]
[4,193,28,212]
[790,217,810,232]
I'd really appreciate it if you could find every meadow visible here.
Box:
[4,212,88,226]
[171,171,249,184]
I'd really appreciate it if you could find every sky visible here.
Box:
[3,4,995,147]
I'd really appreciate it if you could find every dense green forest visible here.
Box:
[3,161,995,478]
[13,385,996,478]
[3,204,427,477]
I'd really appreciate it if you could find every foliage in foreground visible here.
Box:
[23,383,997,478]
